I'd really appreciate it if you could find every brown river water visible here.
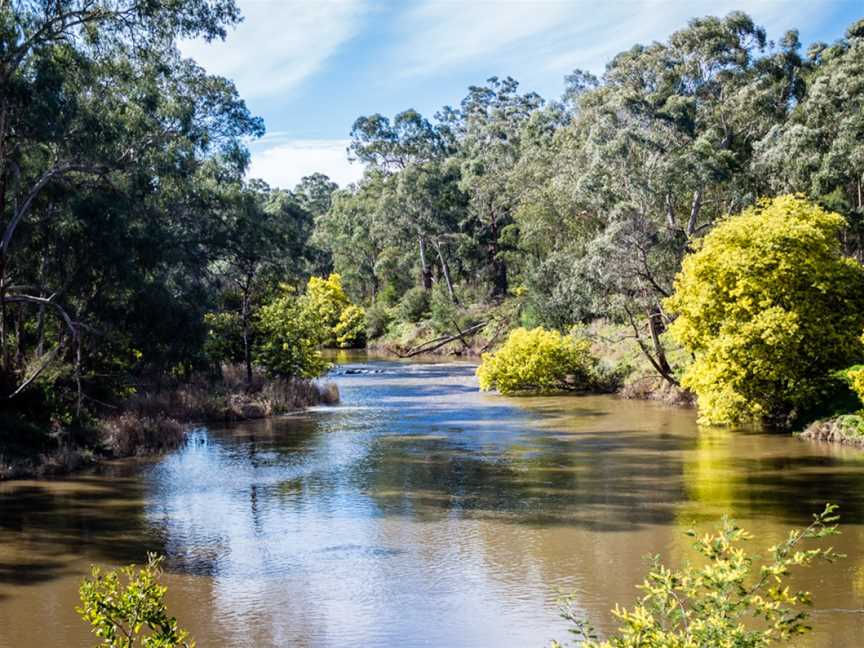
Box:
[1,355,864,647]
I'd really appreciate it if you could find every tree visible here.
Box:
[0,0,262,418]
[452,76,543,297]
[521,13,804,383]
[349,109,456,292]
[210,181,313,383]
[665,195,864,425]
[755,20,864,256]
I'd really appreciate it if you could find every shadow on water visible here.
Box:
[0,473,167,588]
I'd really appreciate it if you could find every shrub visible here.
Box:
[844,364,864,406]
[302,273,351,346]
[100,414,186,457]
[477,327,600,395]
[665,195,864,426]
[78,553,193,647]
[398,286,430,323]
[334,304,367,348]
[554,505,841,648]
[365,303,393,339]
[256,287,330,378]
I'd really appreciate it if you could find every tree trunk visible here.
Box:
[418,237,432,290]
[433,240,457,303]
[488,217,508,298]
[241,285,252,386]
[647,307,675,384]
[686,189,703,238]
[623,305,678,387]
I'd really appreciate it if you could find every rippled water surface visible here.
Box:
[2,356,864,647]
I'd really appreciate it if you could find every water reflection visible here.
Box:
[1,358,863,647]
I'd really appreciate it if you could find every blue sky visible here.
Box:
[181,0,863,190]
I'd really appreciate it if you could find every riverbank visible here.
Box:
[369,319,696,407]
[0,369,339,481]
[799,415,864,448]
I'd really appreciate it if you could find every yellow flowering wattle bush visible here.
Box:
[844,365,864,406]
[301,273,367,348]
[334,304,367,348]
[665,195,864,426]
[476,327,599,395]
[302,273,351,347]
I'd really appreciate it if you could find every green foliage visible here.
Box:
[298,273,367,348]
[555,505,842,648]
[365,303,393,339]
[477,327,600,395]
[302,274,351,346]
[398,287,431,323]
[202,311,243,366]
[843,364,864,406]
[334,304,367,348]
[666,196,864,426]
[255,287,330,379]
[77,553,193,648]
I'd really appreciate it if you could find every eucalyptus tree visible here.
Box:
[755,19,864,256]
[349,109,455,291]
[0,0,262,413]
[450,76,544,297]
[212,180,314,383]
[317,172,392,301]
[293,173,339,277]
[537,13,802,383]
[394,159,467,300]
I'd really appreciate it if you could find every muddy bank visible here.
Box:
[0,377,339,481]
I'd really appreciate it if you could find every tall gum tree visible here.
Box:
[0,0,262,403]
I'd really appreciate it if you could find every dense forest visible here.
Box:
[4,4,864,647]
[2,1,864,463]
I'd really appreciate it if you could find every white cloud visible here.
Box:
[393,0,831,80]
[247,136,364,189]
[395,0,577,76]
[180,0,366,99]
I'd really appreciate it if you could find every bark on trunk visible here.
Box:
[686,189,703,238]
[623,305,678,387]
[241,285,252,386]
[418,237,432,290]
[433,240,457,303]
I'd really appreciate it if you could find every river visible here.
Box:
[1,356,863,647]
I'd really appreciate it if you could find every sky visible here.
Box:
[181,0,864,190]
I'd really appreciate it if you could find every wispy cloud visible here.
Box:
[247,135,363,189]
[394,0,578,77]
[392,0,832,81]
[181,0,367,99]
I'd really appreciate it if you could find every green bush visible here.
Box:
[555,505,841,648]
[665,195,864,426]
[256,287,330,378]
[365,303,392,339]
[202,311,244,365]
[398,287,430,323]
[477,327,600,395]
[78,553,193,647]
